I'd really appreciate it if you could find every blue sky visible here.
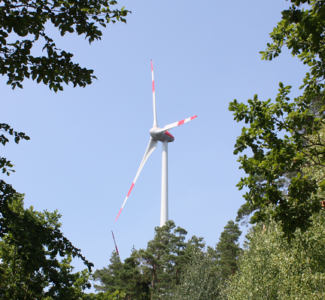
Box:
[1,0,309,289]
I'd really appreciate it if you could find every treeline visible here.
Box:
[94,210,325,299]
[0,193,245,299]
[2,193,325,299]
[93,220,242,300]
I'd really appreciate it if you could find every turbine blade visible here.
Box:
[115,138,158,221]
[156,115,197,133]
[111,230,120,257]
[151,60,158,127]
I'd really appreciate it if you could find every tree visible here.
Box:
[169,250,222,300]
[0,193,125,299]
[86,290,126,300]
[1,124,30,241]
[170,220,241,300]
[229,0,325,237]
[94,221,206,300]
[215,220,241,281]
[0,0,129,91]
[93,251,123,293]
[93,250,149,300]
[136,221,197,299]
[223,208,325,299]
[0,193,93,299]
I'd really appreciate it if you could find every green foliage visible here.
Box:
[1,117,100,298]
[0,123,30,176]
[260,0,325,96]
[168,220,241,299]
[1,123,31,238]
[86,290,126,300]
[93,251,122,293]
[223,208,325,299]
[229,0,325,237]
[236,202,257,226]
[0,0,129,91]
[0,193,94,299]
[136,221,204,299]
[93,251,149,300]
[169,251,222,300]
[215,220,241,281]
[94,221,240,299]
[94,221,206,300]
[0,193,124,299]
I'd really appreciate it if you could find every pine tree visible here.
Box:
[93,251,149,300]
[215,220,241,280]
[94,221,205,300]
[185,235,206,256]
[93,251,122,293]
[118,256,150,300]
[136,221,190,299]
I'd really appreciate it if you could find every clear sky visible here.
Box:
[1,0,309,290]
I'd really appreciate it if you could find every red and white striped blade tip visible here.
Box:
[115,181,135,221]
[181,115,197,123]
[115,208,122,221]
[175,115,197,126]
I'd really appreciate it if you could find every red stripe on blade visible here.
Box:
[152,81,155,92]
[190,115,197,120]
[178,119,185,126]
[115,208,122,221]
[127,183,134,197]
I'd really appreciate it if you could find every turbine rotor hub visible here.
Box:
[150,127,174,143]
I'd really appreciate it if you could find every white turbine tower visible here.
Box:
[115,61,197,226]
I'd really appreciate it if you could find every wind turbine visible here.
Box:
[115,61,197,227]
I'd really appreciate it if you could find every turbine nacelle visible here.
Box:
[150,127,175,143]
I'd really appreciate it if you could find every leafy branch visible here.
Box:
[0,0,130,91]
